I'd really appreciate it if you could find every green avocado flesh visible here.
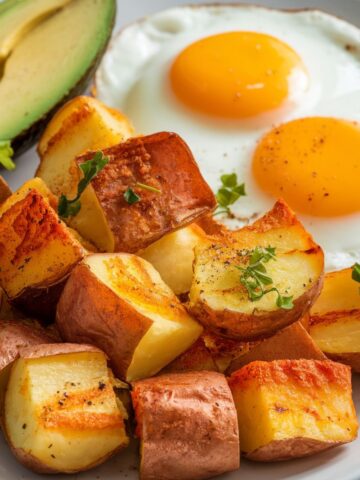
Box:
[0,0,116,153]
[0,0,72,61]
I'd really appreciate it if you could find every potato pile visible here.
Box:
[0,96,358,479]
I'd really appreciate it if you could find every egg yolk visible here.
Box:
[170,31,307,119]
[253,117,360,217]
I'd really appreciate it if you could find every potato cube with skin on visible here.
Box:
[56,253,203,381]
[132,371,240,480]
[228,359,358,461]
[76,132,216,253]
[227,320,326,374]
[4,344,129,474]
[309,268,360,371]
[189,200,324,341]
[0,181,85,321]
[0,176,11,204]
[36,96,134,252]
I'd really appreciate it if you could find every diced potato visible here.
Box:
[75,132,216,252]
[161,337,218,374]
[309,268,360,371]
[56,253,203,381]
[132,372,239,480]
[0,180,85,320]
[139,224,206,295]
[189,200,324,340]
[36,96,134,251]
[227,321,326,373]
[228,359,358,461]
[4,344,129,473]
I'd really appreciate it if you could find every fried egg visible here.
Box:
[95,5,360,270]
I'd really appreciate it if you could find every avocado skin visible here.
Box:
[9,1,116,157]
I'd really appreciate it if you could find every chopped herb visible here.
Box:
[214,173,246,217]
[124,187,140,205]
[58,151,109,218]
[135,182,161,194]
[236,246,294,310]
[352,263,360,283]
[124,182,161,205]
[0,140,15,170]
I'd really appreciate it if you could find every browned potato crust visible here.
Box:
[78,132,216,252]
[132,371,240,480]
[227,321,326,373]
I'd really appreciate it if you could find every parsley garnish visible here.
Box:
[352,263,360,283]
[58,151,109,218]
[236,246,294,310]
[0,140,15,170]
[123,182,161,205]
[124,188,140,205]
[214,173,245,216]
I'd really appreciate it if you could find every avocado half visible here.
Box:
[0,0,116,156]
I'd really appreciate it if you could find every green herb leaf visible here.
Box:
[124,187,140,205]
[214,172,246,217]
[58,151,109,218]
[352,263,360,283]
[0,140,15,170]
[237,246,294,310]
[276,294,294,310]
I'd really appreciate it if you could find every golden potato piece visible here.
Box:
[132,371,240,480]
[228,359,358,461]
[309,268,360,372]
[227,321,326,373]
[37,96,134,252]
[76,132,216,252]
[161,337,218,374]
[56,253,202,381]
[189,200,324,340]
[139,224,206,295]
[0,181,85,320]
[4,343,129,473]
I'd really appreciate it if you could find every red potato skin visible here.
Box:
[227,321,326,374]
[0,320,54,372]
[132,371,240,480]
[0,177,11,205]
[78,132,216,253]
[56,264,152,379]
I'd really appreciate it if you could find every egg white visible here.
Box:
[95,5,360,271]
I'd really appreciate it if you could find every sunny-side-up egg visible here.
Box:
[95,5,360,271]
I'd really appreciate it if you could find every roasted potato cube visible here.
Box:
[228,359,358,461]
[56,253,202,381]
[0,320,54,417]
[227,321,326,373]
[4,343,129,473]
[36,96,134,252]
[139,224,206,295]
[189,200,324,340]
[132,371,240,480]
[309,268,360,371]
[0,182,85,320]
[76,132,216,252]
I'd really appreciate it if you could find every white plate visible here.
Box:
[2,1,360,479]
